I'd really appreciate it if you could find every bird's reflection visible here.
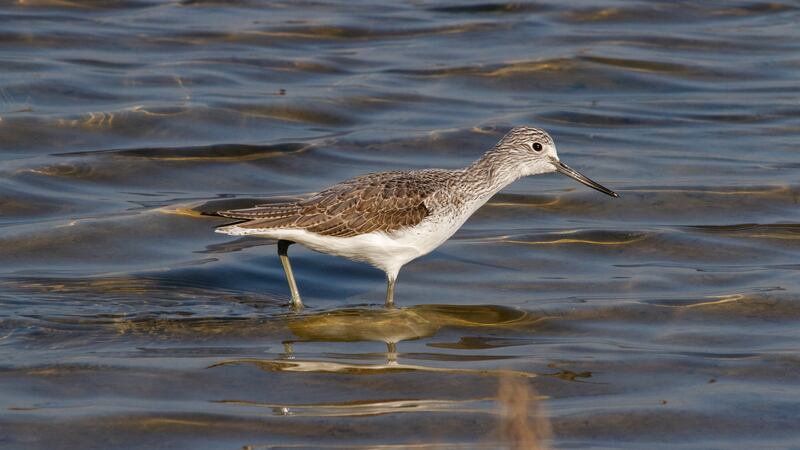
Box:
[210,304,544,418]
[212,303,542,373]
[283,304,537,365]
[288,304,536,342]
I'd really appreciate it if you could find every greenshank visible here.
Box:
[216,126,618,309]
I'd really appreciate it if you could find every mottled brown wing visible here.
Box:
[217,202,302,220]
[219,171,447,237]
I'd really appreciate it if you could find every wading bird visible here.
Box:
[216,127,618,309]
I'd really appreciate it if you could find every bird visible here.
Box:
[215,126,618,309]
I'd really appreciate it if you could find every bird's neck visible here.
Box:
[461,147,522,198]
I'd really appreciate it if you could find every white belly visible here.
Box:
[216,214,463,279]
[215,194,491,278]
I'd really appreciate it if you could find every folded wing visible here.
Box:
[217,171,448,237]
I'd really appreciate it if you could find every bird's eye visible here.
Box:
[532,142,543,152]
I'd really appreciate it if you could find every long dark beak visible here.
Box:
[554,160,619,198]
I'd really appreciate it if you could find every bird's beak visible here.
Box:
[553,159,619,198]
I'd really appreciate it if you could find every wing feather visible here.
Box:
[217,170,454,237]
[218,202,301,219]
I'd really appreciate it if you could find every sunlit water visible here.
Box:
[1,1,799,448]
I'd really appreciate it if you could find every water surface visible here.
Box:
[1,1,800,448]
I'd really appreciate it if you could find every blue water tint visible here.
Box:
[1,1,800,448]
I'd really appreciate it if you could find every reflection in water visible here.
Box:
[211,355,535,378]
[206,304,545,436]
[286,304,537,343]
[215,375,552,450]
[214,397,495,419]
[498,373,552,450]
[212,304,541,376]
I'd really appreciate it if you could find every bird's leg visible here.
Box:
[385,275,397,308]
[281,341,295,360]
[277,240,302,310]
[386,342,398,365]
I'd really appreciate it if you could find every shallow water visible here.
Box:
[1,1,800,448]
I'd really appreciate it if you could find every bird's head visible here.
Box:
[496,126,619,197]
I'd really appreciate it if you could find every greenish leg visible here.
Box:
[277,240,302,310]
[385,275,396,308]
